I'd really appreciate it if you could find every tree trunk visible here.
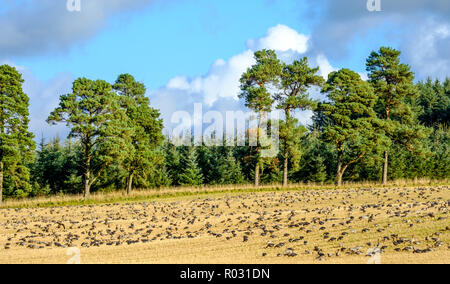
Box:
[337,172,343,187]
[283,156,288,187]
[0,161,3,204]
[254,163,260,187]
[84,155,91,198]
[337,152,343,186]
[283,109,290,188]
[383,150,389,185]
[383,110,390,186]
[127,173,134,195]
[84,170,91,198]
[254,111,263,187]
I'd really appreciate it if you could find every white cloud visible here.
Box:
[167,76,190,90]
[160,24,319,108]
[315,54,336,79]
[247,24,310,54]
[152,24,335,131]
[359,72,369,81]
[163,50,256,106]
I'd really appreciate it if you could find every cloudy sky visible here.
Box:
[1,0,449,140]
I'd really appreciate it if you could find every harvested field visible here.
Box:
[0,186,449,264]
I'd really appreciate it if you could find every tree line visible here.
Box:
[0,47,449,202]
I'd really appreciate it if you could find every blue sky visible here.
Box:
[11,0,314,88]
[0,0,449,139]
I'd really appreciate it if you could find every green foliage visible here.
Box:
[367,47,416,120]
[31,137,82,195]
[279,119,307,171]
[0,65,36,201]
[163,141,182,186]
[178,146,203,186]
[240,50,283,186]
[389,127,450,179]
[276,58,323,113]
[319,68,386,185]
[260,157,283,184]
[47,78,133,197]
[239,49,283,112]
[366,47,430,183]
[294,134,332,183]
[417,78,450,127]
[216,147,245,185]
[1,50,448,201]
[196,143,219,185]
[276,57,323,186]
[113,74,164,193]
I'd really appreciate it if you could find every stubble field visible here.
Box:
[0,185,449,264]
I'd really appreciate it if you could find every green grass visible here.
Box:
[1,178,448,209]
[0,186,289,209]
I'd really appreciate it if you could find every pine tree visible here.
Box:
[417,78,449,127]
[217,147,245,185]
[296,135,329,183]
[279,119,307,182]
[0,65,35,203]
[430,127,450,178]
[48,78,133,198]
[275,57,323,186]
[113,74,164,194]
[196,143,218,184]
[239,50,282,186]
[309,154,327,184]
[366,47,429,184]
[163,141,182,186]
[319,69,386,186]
[178,146,203,186]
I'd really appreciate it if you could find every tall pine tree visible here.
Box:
[275,57,323,186]
[366,47,429,184]
[0,65,35,203]
[239,50,282,186]
[48,78,132,198]
[113,74,164,194]
[320,69,386,186]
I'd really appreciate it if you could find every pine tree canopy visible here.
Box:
[0,65,35,201]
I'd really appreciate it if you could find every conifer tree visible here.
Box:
[113,74,164,194]
[0,65,35,203]
[239,50,282,187]
[217,147,245,185]
[178,146,203,186]
[163,141,182,186]
[366,47,429,184]
[196,143,218,184]
[275,58,323,186]
[48,78,132,197]
[417,78,449,127]
[320,69,386,186]
[297,135,329,183]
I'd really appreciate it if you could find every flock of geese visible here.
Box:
[0,186,449,261]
